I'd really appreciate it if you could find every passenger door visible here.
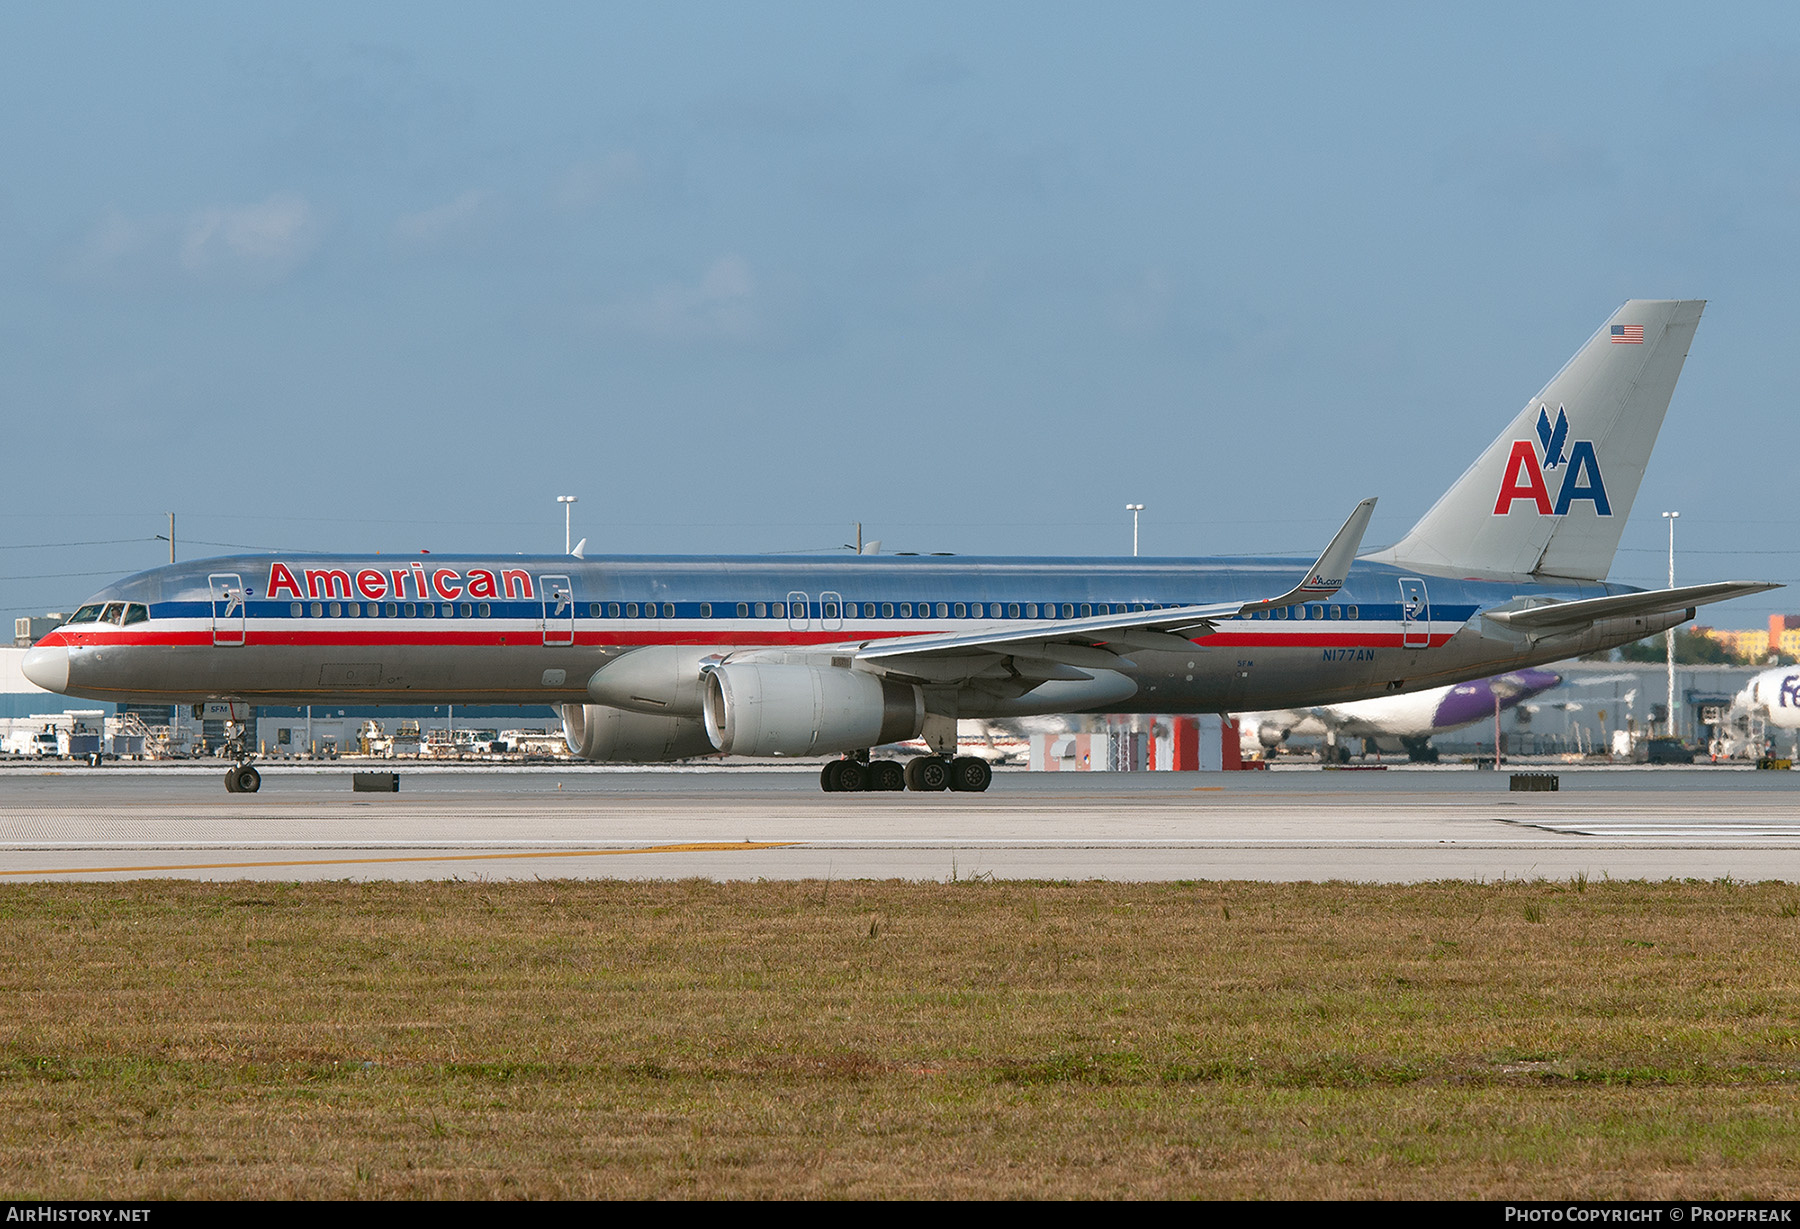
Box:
[209,573,245,646]
[1399,578,1431,650]
[540,574,574,647]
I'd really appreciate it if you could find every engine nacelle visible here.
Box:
[560,703,717,762]
[586,645,720,716]
[703,663,924,757]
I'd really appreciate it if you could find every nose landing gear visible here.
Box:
[219,717,261,794]
[224,764,261,793]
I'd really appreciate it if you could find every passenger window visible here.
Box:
[823,602,837,618]
[1274,607,1286,620]
[755,602,768,618]
[700,602,713,618]
[311,602,323,618]
[882,603,894,618]
[479,603,491,617]
[1081,604,1092,617]
[772,603,784,619]
[1329,605,1341,620]
[1008,603,1020,618]
[609,603,621,618]
[1025,604,1037,618]
[626,603,638,618]
[329,602,342,618]
[387,603,399,617]
[1061,604,1073,618]
[663,603,674,618]
[422,603,436,618]
[291,603,302,617]
[934,603,948,618]
[403,603,416,617]
[736,603,748,618]
[954,603,966,618]
[348,603,362,617]
[1347,606,1358,619]
[464,603,475,618]
[899,603,911,618]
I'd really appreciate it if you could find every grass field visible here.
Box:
[2,876,1799,1198]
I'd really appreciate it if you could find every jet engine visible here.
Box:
[703,663,924,757]
[560,703,716,762]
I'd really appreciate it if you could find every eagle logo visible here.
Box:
[1535,405,1569,471]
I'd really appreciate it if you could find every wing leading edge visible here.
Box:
[854,498,1378,677]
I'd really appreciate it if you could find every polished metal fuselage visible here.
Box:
[34,551,1635,717]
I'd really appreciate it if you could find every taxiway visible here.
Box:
[1,763,1798,882]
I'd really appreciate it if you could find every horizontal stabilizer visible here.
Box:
[1484,581,1779,632]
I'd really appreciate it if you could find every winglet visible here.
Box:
[1237,497,1377,615]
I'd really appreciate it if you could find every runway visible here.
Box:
[3,762,1800,882]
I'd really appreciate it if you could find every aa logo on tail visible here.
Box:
[1492,404,1611,516]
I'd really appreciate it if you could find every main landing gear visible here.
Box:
[820,754,992,793]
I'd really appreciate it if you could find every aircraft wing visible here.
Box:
[854,498,1376,679]
[1483,581,1780,632]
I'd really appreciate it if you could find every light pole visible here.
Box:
[557,495,578,555]
[1663,511,1679,738]
[1126,504,1145,557]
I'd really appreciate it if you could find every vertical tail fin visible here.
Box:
[1366,299,1704,581]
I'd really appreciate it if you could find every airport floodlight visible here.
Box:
[1663,511,1679,736]
[557,495,578,554]
[1126,504,1145,557]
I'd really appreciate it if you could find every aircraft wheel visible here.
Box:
[224,768,240,793]
[820,762,840,792]
[905,757,949,792]
[869,760,905,792]
[836,759,868,793]
[948,756,993,792]
[228,766,261,794]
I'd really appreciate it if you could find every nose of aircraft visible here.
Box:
[21,643,70,693]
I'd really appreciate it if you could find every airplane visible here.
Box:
[22,299,1778,794]
[1711,664,1800,759]
[1239,667,1563,763]
[1731,665,1800,731]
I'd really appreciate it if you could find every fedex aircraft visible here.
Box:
[1238,667,1563,763]
[1730,666,1800,737]
[22,299,1776,794]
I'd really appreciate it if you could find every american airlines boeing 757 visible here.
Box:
[23,300,1776,793]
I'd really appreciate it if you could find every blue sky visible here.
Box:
[4,4,1798,627]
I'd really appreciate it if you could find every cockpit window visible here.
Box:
[67,605,104,624]
[101,603,126,624]
[123,604,150,625]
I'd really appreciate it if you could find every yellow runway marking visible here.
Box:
[0,841,797,878]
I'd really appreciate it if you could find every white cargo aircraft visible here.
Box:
[24,300,1777,793]
[1239,666,1563,762]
